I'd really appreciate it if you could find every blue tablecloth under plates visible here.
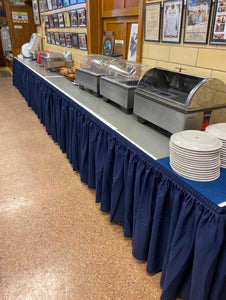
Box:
[13,58,226,300]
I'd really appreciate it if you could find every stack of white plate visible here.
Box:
[205,123,226,168]
[169,130,222,181]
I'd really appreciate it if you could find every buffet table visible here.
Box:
[13,57,226,300]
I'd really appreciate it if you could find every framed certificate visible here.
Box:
[162,0,183,43]
[144,2,161,42]
[210,0,226,44]
[184,0,211,44]
[78,32,87,50]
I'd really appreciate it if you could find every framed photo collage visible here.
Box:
[41,0,87,50]
[144,0,226,45]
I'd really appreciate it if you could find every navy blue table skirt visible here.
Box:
[13,58,226,300]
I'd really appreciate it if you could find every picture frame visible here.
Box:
[53,13,59,27]
[63,0,70,7]
[54,32,60,45]
[58,12,65,28]
[69,10,78,27]
[144,2,161,42]
[46,31,51,43]
[210,0,226,44]
[63,11,71,27]
[46,0,53,10]
[43,0,49,11]
[77,7,86,27]
[184,0,212,44]
[57,0,63,8]
[51,0,58,10]
[45,15,50,27]
[59,32,66,46]
[162,0,183,43]
[78,32,87,50]
[70,0,77,4]
[32,0,40,25]
[128,24,138,61]
[50,31,56,44]
[48,15,54,28]
[39,0,44,13]
[65,32,72,47]
[71,32,79,48]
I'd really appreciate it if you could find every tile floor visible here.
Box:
[0,74,162,299]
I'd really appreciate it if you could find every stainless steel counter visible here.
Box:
[17,57,170,159]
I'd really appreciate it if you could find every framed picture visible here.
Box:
[78,32,87,50]
[32,0,40,25]
[71,32,79,48]
[53,13,59,27]
[54,32,60,45]
[65,32,72,47]
[39,0,44,12]
[69,10,78,27]
[128,24,138,61]
[52,0,58,10]
[57,0,63,8]
[78,0,86,3]
[43,0,48,11]
[102,31,115,56]
[77,8,86,27]
[59,32,66,46]
[58,12,65,28]
[63,11,71,27]
[46,0,53,10]
[50,31,56,44]
[144,2,161,42]
[45,15,50,27]
[210,0,226,44]
[70,0,77,4]
[48,15,54,28]
[184,0,211,44]
[63,0,70,7]
[46,31,51,43]
[162,0,183,43]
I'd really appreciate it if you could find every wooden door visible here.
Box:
[4,0,36,56]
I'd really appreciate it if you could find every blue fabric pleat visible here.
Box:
[13,58,226,300]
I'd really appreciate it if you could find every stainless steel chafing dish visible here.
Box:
[134,67,226,134]
[41,51,73,71]
[76,54,114,96]
[99,60,147,114]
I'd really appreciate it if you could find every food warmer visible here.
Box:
[40,51,73,71]
[134,67,226,134]
[99,59,147,113]
[76,54,114,96]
